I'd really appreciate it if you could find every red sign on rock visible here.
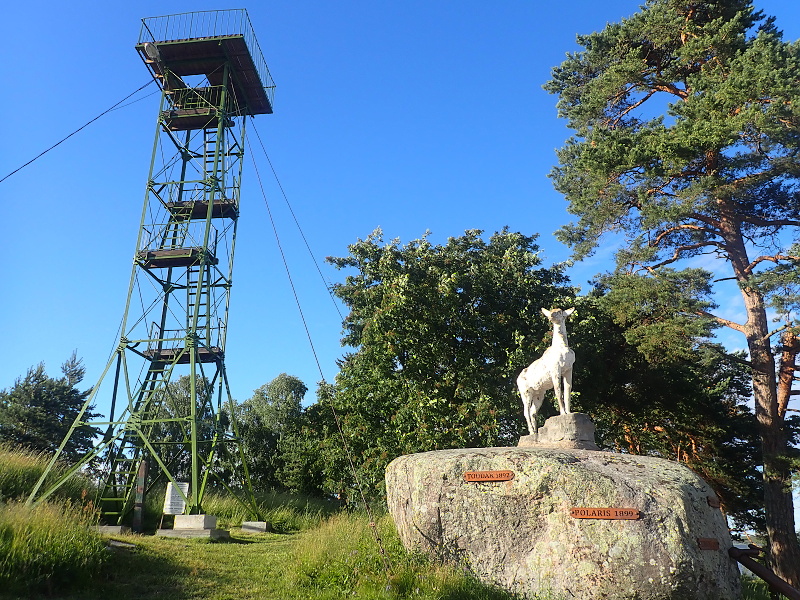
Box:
[463,470,515,482]
[570,507,640,520]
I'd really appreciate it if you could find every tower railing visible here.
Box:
[146,323,226,354]
[168,86,228,111]
[138,9,275,110]
[140,222,219,254]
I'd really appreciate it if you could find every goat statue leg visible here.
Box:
[531,389,546,437]
[518,383,534,436]
[562,368,573,414]
[552,373,566,415]
[523,397,533,436]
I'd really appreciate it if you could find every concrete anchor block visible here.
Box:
[241,521,271,533]
[174,514,217,530]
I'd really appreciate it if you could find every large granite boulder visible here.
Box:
[386,447,740,599]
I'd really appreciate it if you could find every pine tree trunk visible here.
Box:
[743,290,800,587]
[722,204,800,586]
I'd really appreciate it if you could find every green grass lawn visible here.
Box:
[4,521,776,600]
[28,515,522,600]
[50,532,296,600]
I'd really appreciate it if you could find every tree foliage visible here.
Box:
[239,373,307,490]
[321,228,573,498]
[545,0,800,580]
[145,375,216,481]
[0,353,100,462]
[569,295,762,531]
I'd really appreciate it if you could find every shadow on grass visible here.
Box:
[46,539,196,600]
[210,535,256,545]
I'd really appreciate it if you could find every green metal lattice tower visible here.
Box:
[28,10,274,523]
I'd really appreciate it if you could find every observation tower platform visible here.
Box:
[135,10,274,124]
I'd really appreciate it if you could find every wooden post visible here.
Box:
[131,460,147,533]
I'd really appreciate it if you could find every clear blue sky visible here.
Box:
[2,0,798,412]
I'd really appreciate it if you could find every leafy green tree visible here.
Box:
[145,375,216,481]
[274,399,328,496]
[0,352,100,462]
[322,228,571,498]
[239,374,307,490]
[545,0,800,580]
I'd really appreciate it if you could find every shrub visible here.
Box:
[741,575,772,600]
[0,500,107,596]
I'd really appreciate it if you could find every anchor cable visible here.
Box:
[247,141,393,575]
[249,119,344,321]
[0,80,155,184]
[248,140,325,380]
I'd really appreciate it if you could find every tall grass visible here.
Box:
[286,512,530,599]
[202,489,340,532]
[0,444,94,503]
[741,576,772,600]
[0,447,105,596]
[0,500,107,596]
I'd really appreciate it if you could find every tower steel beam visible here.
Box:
[28,9,274,524]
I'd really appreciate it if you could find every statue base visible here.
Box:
[518,412,599,450]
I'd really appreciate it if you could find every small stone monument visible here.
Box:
[520,412,599,450]
[241,521,272,533]
[155,483,229,539]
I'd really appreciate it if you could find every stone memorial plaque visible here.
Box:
[463,470,515,482]
[163,481,190,515]
[697,537,720,551]
[570,507,640,520]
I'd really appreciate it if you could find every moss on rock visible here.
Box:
[386,447,740,600]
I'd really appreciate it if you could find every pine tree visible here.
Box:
[545,0,800,582]
[0,352,101,461]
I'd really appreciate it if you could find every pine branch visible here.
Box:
[728,169,773,189]
[697,310,746,334]
[703,341,753,367]
[649,241,726,268]
[652,83,688,99]
[609,90,657,127]
[652,224,721,246]
[688,212,723,229]
[740,215,800,228]
[766,323,791,341]
[744,253,800,276]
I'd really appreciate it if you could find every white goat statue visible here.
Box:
[517,307,576,436]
